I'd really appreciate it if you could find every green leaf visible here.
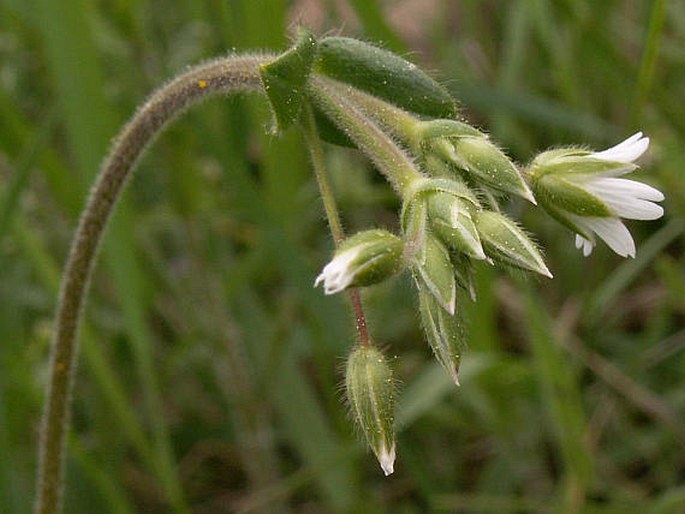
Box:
[260,29,318,131]
[313,36,456,146]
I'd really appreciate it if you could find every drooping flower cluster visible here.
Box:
[287,33,665,476]
[313,124,663,475]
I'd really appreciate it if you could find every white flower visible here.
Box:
[314,229,404,294]
[530,132,664,258]
[315,246,363,294]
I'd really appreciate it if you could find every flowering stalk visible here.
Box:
[35,54,274,514]
[36,30,667,497]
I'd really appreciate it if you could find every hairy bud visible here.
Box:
[417,286,466,385]
[474,210,552,278]
[315,229,404,294]
[345,346,396,476]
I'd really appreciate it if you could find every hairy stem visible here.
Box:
[35,53,275,514]
[308,76,424,194]
[301,103,371,348]
[325,81,419,143]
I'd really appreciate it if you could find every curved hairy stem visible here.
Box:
[35,53,275,514]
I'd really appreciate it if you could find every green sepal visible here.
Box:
[474,210,552,278]
[338,229,405,287]
[414,234,456,314]
[405,177,480,207]
[530,152,637,179]
[259,29,318,132]
[533,174,612,218]
[315,36,456,120]
[427,193,485,260]
[417,119,484,142]
[450,136,535,202]
[450,252,477,301]
[401,194,428,261]
[417,284,467,386]
[536,201,594,240]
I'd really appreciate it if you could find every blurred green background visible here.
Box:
[1,0,684,512]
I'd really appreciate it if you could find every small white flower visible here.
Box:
[315,229,404,294]
[314,246,366,295]
[530,132,664,258]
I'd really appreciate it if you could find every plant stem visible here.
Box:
[301,103,371,348]
[308,76,424,195]
[325,81,420,143]
[35,53,275,514]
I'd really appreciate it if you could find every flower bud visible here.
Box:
[315,229,404,294]
[403,177,485,260]
[426,190,486,260]
[417,287,466,386]
[345,346,396,476]
[415,120,535,203]
[474,210,552,278]
[447,136,535,203]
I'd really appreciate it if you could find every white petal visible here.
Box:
[378,443,396,476]
[583,217,636,258]
[579,177,664,220]
[575,234,583,249]
[314,248,361,294]
[609,199,663,220]
[575,234,594,257]
[591,132,649,163]
[582,177,664,201]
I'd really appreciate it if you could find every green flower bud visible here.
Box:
[474,210,552,278]
[448,136,535,203]
[345,346,396,476]
[403,177,485,260]
[415,120,535,203]
[417,286,467,386]
[315,229,404,294]
[426,190,485,260]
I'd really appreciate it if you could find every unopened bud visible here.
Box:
[403,177,485,261]
[446,136,536,203]
[315,230,404,294]
[426,189,485,260]
[345,346,396,476]
[417,287,466,386]
[474,210,552,278]
[415,120,534,203]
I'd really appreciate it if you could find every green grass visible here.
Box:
[1,0,684,512]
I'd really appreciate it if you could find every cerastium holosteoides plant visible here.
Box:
[36,29,664,513]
